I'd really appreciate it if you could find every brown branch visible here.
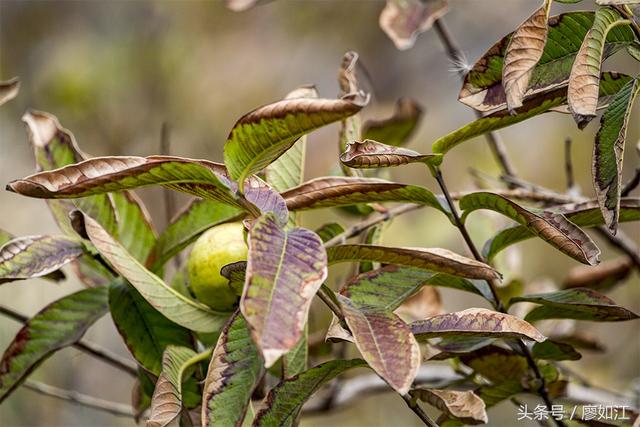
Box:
[0,305,138,377]
[564,138,575,192]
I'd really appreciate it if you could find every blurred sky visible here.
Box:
[0,1,638,426]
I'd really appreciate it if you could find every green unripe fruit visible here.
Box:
[188,222,247,311]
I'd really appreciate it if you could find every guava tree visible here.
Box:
[0,0,639,426]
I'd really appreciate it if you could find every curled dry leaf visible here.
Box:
[225,0,271,12]
[563,257,633,291]
[0,235,83,284]
[460,192,601,265]
[411,388,488,425]
[327,244,501,281]
[379,0,448,50]
[340,139,440,169]
[361,98,423,147]
[241,213,327,368]
[202,312,263,427]
[337,295,420,395]
[502,0,553,112]
[410,308,546,342]
[0,77,19,106]
[593,77,640,234]
[567,7,629,128]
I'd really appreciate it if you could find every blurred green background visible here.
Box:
[0,1,638,426]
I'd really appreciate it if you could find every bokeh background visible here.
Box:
[0,1,638,426]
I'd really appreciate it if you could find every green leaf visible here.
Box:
[0,77,19,106]
[593,77,640,233]
[410,308,546,342]
[337,295,420,394]
[339,265,491,308]
[80,212,229,333]
[483,198,640,260]
[340,139,441,169]
[0,229,12,246]
[223,90,367,188]
[253,359,367,427]
[147,346,199,427]
[151,199,242,272]
[282,325,308,378]
[460,11,634,111]
[567,7,631,127]
[0,286,108,402]
[111,191,156,264]
[327,244,501,281]
[22,110,118,237]
[0,235,83,284]
[531,339,582,361]
[314,223,346,243]
[460,192,601,265]
[435,72,632,154]
[283,176,451,219]
[241,213,327,367]
[108,279,193,375]
[361,98,423,147]
[202,311,264,427]
[510,288,639,322]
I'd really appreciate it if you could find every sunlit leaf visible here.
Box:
[338,294,420,394]
[379,0,448,50]
[111,191,156,264]
[283,176,450,218]
[482,198,640,260]
[147,346,197,427]
[340,139,440,169]
[0,77,19,106]
[502,0,552,112]
[411,308,546,342]
[362,98,423,147]
[411,388,488,425]
[223,91,367,188]
[253,359,367,426]
[0,235,83,285]
[510,288,639,322]
[202,311,264,427]
[328,244,500,281]
[80,212,229,333]
[460,192,601,265]
[460,12,634,112]
[241,213,327,368]
[0,286,108,402]
[563,257,633,291]
[593,77,640,233]
[152,199,242,271]
[567,7,631,127]
[108,279,193,375]
[0,230,13,247]
[435,72,632,154]
[531,339,582,361]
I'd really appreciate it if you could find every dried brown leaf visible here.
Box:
[563,257,633,291]
[379,0,448,50]
[340,139,439,169]
[411,388,488,425]
[0,78,19,106]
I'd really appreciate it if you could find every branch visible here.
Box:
[23,380,135,418]
[621,167,640,197]
[564,138,575,192]
[0,305,138,377]
[432,18,517,179]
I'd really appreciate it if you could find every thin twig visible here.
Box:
[564,138,575,192]
[0,305,138,377]
[402,394,439,427]
[23,380,135,418]
[432,18,517,179]
[621,168,640,197]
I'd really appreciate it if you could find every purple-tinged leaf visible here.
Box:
[460,192,601,265]
[202,311,264,427]
[361,98,423,147]
[0,286,108,402]
[379,0,448,50]
[79,212,229,333]
[340,139,440,169]
[338,294,420,394]
[411,308,546,342]
[253,359,367,426]
[510,288,639,322]
[241,213,327,367]
[411,388,488,425]
[0,235,83,284]
[327,244,500,281]
[0,77,19,106]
